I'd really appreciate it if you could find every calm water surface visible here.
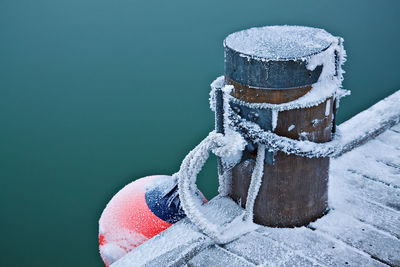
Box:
[0,1,399,266]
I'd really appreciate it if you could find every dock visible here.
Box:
[112,90,400,267]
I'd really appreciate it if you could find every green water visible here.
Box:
[0,1,399,266]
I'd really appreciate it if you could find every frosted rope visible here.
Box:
[244,144,265,222]
[210,83,343,158]
[176,133,220,238]
[230,113,341,158]
[176,131,255,244]
[217,169,231,196]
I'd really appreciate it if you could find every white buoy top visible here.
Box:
[224,25,336,60]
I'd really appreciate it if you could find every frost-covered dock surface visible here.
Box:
[112,91,400,267]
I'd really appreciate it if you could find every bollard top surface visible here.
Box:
[224,25,339,89]
[224,25,334,60]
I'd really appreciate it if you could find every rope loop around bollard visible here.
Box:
[210,81,345,159]
[175,131,264,244]
[177,76,345,242]
[177,84,343,243]
[229,111,341,158]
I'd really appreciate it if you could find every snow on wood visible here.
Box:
[336,90,400,156]
[334,149,400,189]
[310,211,400,266]
[332,128,400,189]
[329,126,400,240]
[224,26,335,61]
[198,196,244,225]
[223,30,346,113]
[378,128,400,151]
[224,232,322,266]
[257,226,387,266]
[331,166,400,210]
[151,239,213,267]
[112,144,400,265]
[391,123,400,133]
[112,80,400,266]
[329,179,400,239]
[111,197,257,267]
[111,219,208,267]
[111,107,400,267]
[369,137,400,168]
[188,245,255,267]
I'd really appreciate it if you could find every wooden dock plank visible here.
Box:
[310,211,400,266]
[330,167,400,211]
[377,128,400,148]
[333,145,400,189]
[224,232,323,266]
[188,245,255,267]
[111,219,209,267]
[111,120,400,267]
[389,123,400,134]
[257,226,386,266]
[357,138,400,167]
[329,186,400,239]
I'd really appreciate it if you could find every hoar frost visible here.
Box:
[179,25,348,245]
[224,25,334,60]
[272,110,278,131]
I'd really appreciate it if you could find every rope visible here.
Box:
[229,113,340,158]
[176,131,262,244]
[210,83,342,158]
[176,79,343,243]
[244,144,265,221]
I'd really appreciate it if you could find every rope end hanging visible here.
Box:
[243,144,266,222]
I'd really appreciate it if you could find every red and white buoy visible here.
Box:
[99,175,205,266]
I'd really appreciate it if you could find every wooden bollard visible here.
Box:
[222,26,343,227]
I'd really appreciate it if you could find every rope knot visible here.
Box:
[210,130,246,170]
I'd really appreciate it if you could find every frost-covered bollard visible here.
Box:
[219,26,346,227]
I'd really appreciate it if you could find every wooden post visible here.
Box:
[223,26,339,227]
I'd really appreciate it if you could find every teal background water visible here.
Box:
[0,1,399,266]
